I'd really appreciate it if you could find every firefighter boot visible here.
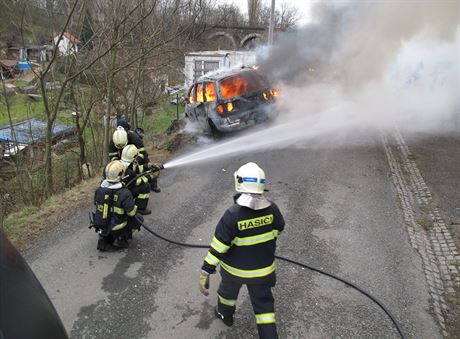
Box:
[151,178,161,193]
[113,235,129,248]
[214,307,234,327]
[97,235,116,251]
[138,208,152,215]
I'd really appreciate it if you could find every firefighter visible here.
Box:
[108,126,129,161]
[120,144,151,215]
[108,120,160,193]
[108,121,144,162]
[198,162,285,339]
[134,126,161,193]
[94,160,141,251]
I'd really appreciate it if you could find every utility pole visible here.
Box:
[268,0,275,45]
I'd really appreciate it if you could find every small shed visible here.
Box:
[184,50,256,90]
[0,60,18,78]
[0,119,75,159]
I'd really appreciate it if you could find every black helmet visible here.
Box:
[135,127,145,138]
[117,119,131,131]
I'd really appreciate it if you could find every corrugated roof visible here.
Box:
[63,32,81,44]
[0,60,18,68]
[198,67,254,81]
[0,119,75,144]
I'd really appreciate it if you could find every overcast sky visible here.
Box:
[229,0,317,26]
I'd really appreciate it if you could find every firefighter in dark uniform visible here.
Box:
[94,160,140,250]
[108,124,144,162]
[134,127,161,193]
[108,120,160,192]
[120,144,151,215]
[198,162,285,339]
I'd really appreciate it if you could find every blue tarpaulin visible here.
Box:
[0,118,74,144]
[17,61,32,70]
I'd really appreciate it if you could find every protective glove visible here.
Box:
[148,163,162,178]
[198,270,210,296]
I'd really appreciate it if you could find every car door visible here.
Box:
[203,81,217,119]
[185,85,197,121]
[193,82,207,125]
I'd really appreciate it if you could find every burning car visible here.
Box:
[185,67,278,135]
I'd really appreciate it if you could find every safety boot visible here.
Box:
[97,235,117,251]
[138,208,152,215]
[214,307,234,327]
[113,235,129,248]
[151,182,161,193]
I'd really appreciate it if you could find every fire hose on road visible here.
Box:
[126,168,406,338]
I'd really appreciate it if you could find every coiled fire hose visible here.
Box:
[126,168,406,338]
[136,217,407,339]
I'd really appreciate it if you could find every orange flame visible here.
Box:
[196,83,204,102]
[205,83,216,102]
[270,89,278,97]
[221,75,251,99]
[227,102,234,112]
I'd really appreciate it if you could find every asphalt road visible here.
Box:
[27,133,442,339]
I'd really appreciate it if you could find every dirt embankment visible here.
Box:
[2,120,194,252]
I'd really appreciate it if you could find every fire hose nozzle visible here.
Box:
[149,163,164,172]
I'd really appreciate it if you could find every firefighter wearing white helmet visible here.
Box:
[121,144,138,167]
[199,162,285,339]
[119,144,151,215]
[107,122,161,193]
[105,160,125,182]
[94,160,139,251]
[113,126,128,149]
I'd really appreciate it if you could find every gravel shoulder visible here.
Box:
[404,132,460,242]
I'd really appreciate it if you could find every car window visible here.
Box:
[204,82,216,102]
[220,71,269,99]
[196,83,204,103]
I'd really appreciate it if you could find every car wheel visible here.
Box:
[208,120,222,139]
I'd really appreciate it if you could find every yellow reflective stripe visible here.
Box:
[137,193,149,199]
[103,203,109,219]
[113,206,125,215]
[204,252,220,266]
[139,165,144,172]
[218,294,236,307]
[231,230,276,246]
[112,221,127,231]
[255,312,276,325]
[109,152,118,156]
[237,214,273,231]
[134,176,148,185]
[220,261,276,278]
[138,153,144,159]
[211,236,230,253]
[127,205,137,217]
[273,229,279,238]
[138,147,145,152]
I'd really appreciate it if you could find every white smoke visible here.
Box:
[165,1,459,168]
[258,0,460,136]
